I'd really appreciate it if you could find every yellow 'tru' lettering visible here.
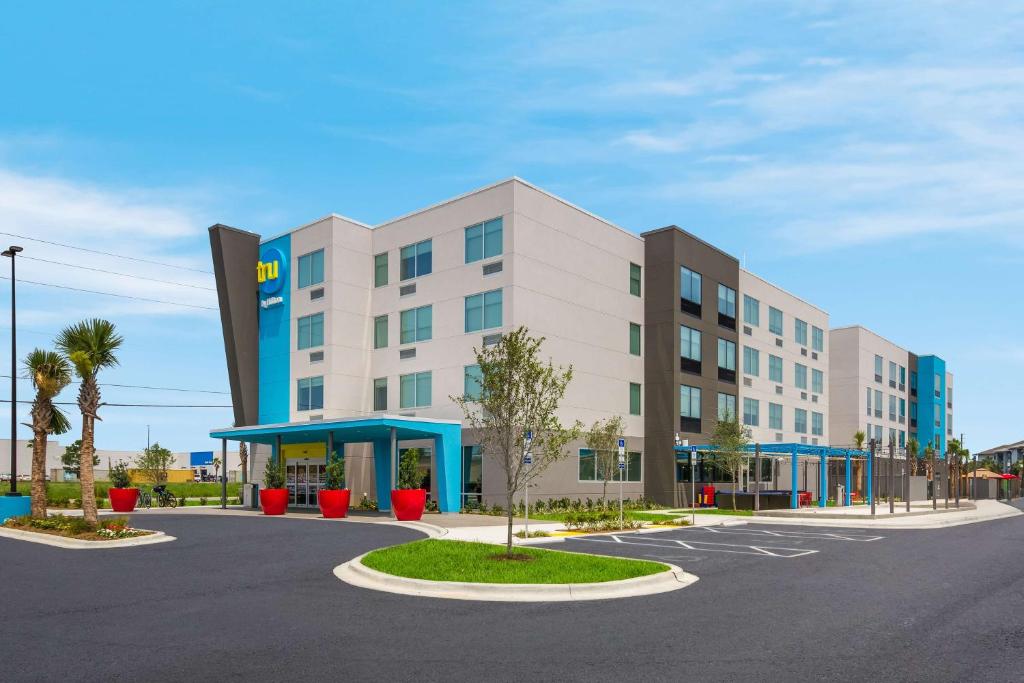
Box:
[257,260,279,283]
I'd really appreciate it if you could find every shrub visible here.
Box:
[110,461,132,488]
[324,452,345,490]
[198,496,208,506]
[264,457,286,489]
[397,448,421,490]
[356,494,378,511]
[177,496,187,507]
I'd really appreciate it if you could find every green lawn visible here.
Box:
[14,481,241,506]
[361,539,668,584]
[664,508,755,517]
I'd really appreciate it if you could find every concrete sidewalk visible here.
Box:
[743,499,1021,529]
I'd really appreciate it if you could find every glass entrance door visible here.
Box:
[285,460,325,507]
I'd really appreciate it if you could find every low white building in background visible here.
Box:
[0,439,242,481]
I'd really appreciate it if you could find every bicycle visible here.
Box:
[137,490,153,508]
[153,485,178,508]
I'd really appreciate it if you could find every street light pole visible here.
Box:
[870,439,876,517]
[3,245,23,496]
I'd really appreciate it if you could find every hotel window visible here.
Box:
[717,392,736,421]
[464,365,483,401]
[768,307,783,335]
[629,263,642,297]
[399,239,432,281]
[910,370,918,391]
[889,361,898,386]
[889,428,897,445]
[718,284,736,317]
[794,363,808,390]
[718,338,736,382]
[297,376,324,411]
[874,355,883,382]
[769,402,783,430]
[769,354,783,383]
[465,217,503,263]
[889,395,897,421]
[811,369,823,394]
[373,314,388,349]
[812,326,824,352]
[399,371,432,408]
[743,295,760,326]
[629,382,642,416]
[373,378,387,411]
[899,365,906,387]
[680,385,702,431]
[874,389,883,417]
[465,289,503,333]
[578,448,641,482]
[874,425,883,442]
[374,252,388,287]
[934,373,941,397]
[899,430,906,447]
[297,249,325,289]
[681,325,701,361]
[680,266,701,305]
[743,398,759,427]
[297,312,324,350]
[794,408,808,434]
[743,346,760,376]
[866,388,872,416]
[812,411,823,436]
[794,319,808,346]
[899,398,906,419]
[400,305,433,344]
[629,323,641,356]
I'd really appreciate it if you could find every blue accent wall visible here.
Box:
[258,234,291,424]
[916,355,947,456]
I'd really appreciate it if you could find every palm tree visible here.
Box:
[25,349,72,518]
[906,437,920,476]
[853,430,866,450]
[56,319,123,525]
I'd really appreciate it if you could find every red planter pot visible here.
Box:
[390,489,427,521]
[108,488,139,512]
[259,488,289,515]
[318,489,351,518]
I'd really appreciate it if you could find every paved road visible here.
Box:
[3,512,1023,682]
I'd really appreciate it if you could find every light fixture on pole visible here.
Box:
[2,245,23,496]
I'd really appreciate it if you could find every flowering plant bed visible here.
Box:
[3,515,153,541]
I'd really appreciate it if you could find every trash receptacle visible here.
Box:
[701,485,716,508]
[244,483,260,509]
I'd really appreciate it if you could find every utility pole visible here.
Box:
[931,447,937,510]
[3,245,23,497]
[903,444,910,513]
[754,443,761,513]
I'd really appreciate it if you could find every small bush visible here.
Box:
[198,496,208,506]
[109,461,132,488]
[177,496,187,507]
[514,529,550,538]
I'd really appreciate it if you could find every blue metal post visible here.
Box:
[867,446,874,507]
[844,449,852,506]
[790,445,799,509]
[818,448,827,507]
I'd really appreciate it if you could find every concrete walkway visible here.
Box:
[743,499,1020,528]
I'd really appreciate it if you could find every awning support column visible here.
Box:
[819,448,827,508]
[372,438,392,512]
[844,450,852,506]
[220,438,227,509]
[390,427,398,519]
[790,445,799,509]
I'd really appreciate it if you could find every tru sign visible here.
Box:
[256,259,279,284]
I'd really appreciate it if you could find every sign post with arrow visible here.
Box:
[618,438,626,530]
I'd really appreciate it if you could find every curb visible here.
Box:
[0,526,176,550]
[333,551,698,602]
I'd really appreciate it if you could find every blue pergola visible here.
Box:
[210,415,462,513]
[674,443,871,509]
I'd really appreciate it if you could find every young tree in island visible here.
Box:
[60,439,98,478]
[853,430,866,450]
[584,415,625,504]
[452,327,581,557]
[135,442,175,484]
[212,456,222,481]
[25,349,73,518]
[56,319,124,525]
[710,410,749,511]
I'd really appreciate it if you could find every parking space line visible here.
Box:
[572,535,819,558]
[700,527,884,542]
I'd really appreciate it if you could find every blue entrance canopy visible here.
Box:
[674,443,870,509]
[211,415,462,513]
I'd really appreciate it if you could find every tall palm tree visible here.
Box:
[853,430,866,450]
[56,319,123,525]
[25,349,72,518]
[907,437,920,476]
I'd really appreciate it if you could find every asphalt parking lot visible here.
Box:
[3,512,1024,682]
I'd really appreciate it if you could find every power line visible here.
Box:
[0,275,217,311]
[0,375,229,394]
[0,231,213,275]
[1,399,231,408]
[19,255,215,291]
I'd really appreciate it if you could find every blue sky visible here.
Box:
[1,1,1021,455]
